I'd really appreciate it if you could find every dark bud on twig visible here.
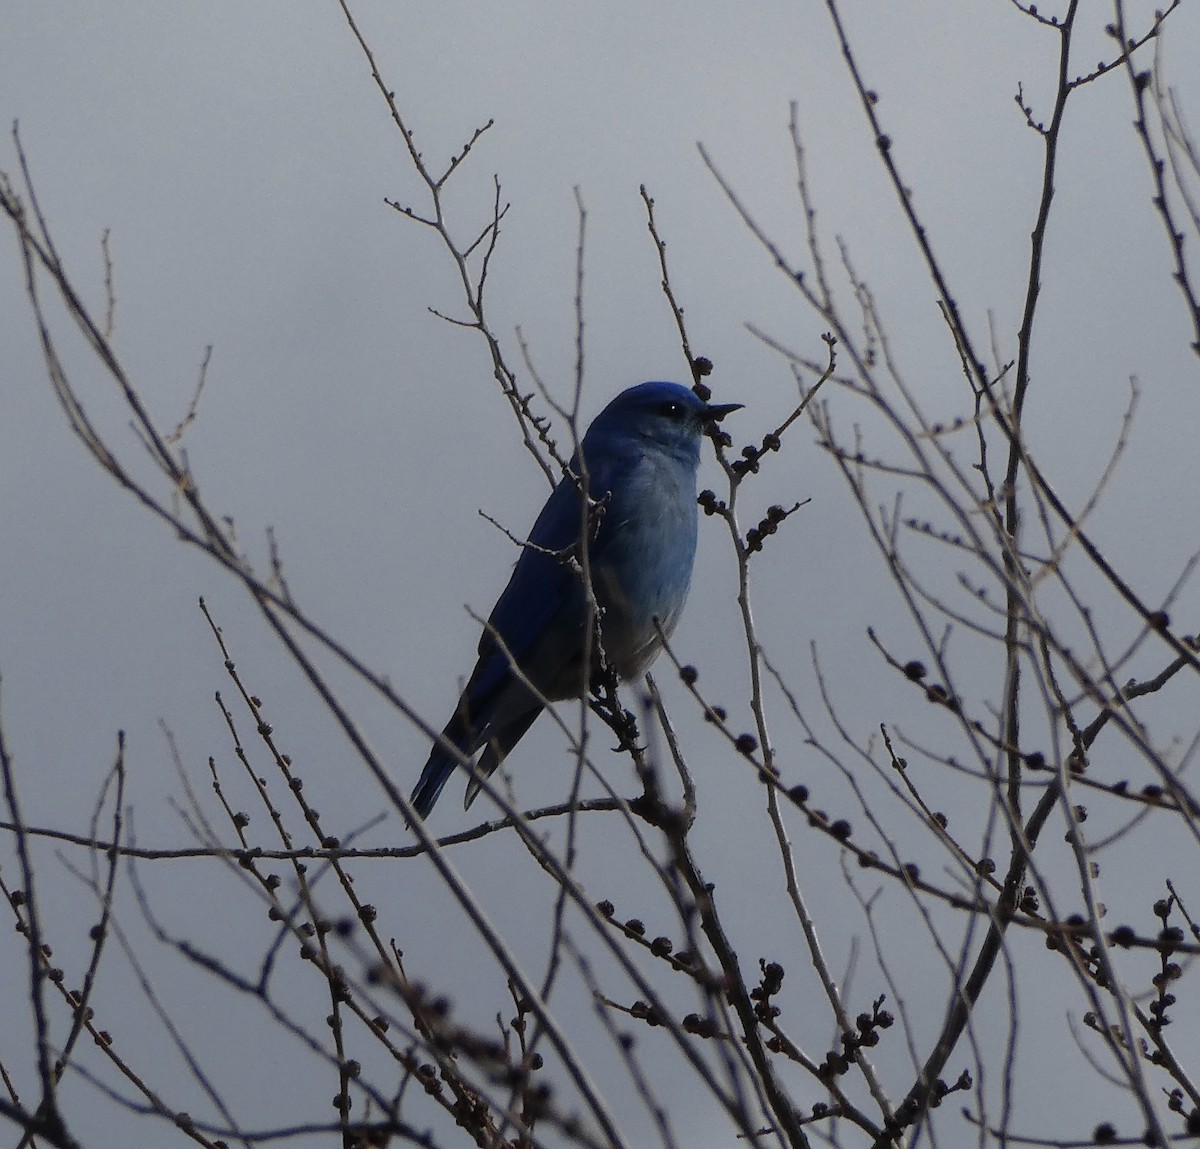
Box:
[1157,926,1185,954]
[1110,925,1136,948]
[683,1012,719,1038]
[631,1000,664,1026]
[698,489,723,515]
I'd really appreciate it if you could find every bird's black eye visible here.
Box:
[656,401,685,419]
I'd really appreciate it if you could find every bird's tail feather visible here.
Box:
[409,710,475,820]
[463,707,541,810]
[411,697,545,819]
[409,749,454,820]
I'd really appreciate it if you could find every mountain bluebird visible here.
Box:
[410,380,741,819]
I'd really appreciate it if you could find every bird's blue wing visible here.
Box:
[482,476,583,652]
[469,456,624,700]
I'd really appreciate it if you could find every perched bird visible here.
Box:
[410,380,741,819]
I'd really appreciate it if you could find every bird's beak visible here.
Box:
[703,402,743,423]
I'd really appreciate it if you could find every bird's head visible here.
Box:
[584,380,742,465]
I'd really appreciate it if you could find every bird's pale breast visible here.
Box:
[593,448,699,679]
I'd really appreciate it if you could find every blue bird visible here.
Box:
[410,380,741,818]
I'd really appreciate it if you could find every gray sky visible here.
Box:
[3,3,1200,1146]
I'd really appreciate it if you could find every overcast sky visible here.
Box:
[3,3,1200,1146]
